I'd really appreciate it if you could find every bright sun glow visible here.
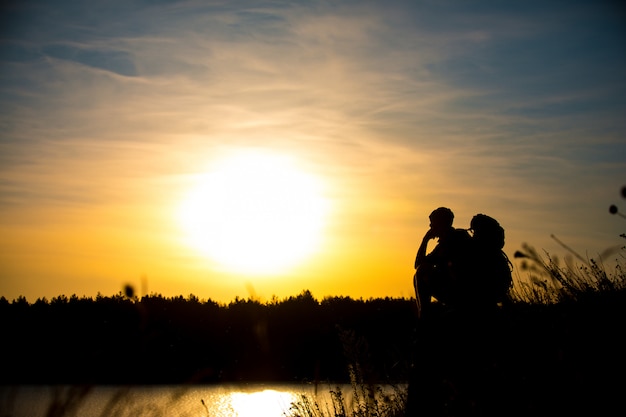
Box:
[178,150,329,275]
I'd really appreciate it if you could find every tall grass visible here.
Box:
[285,326,407,417]
[285,366,407,417]
[510,186,626,304]
[511,234,626,304]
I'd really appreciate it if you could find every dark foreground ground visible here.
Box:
[2,290,626,415]
[404,298,626,416]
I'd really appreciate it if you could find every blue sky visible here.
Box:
[1,0,625,302]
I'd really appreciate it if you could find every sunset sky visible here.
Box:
[1,0,625,304]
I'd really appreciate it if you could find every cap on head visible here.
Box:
[429,207,454,228]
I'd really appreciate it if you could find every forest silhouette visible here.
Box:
[2,291,416,385]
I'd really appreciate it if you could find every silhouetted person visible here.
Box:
[413,207,471,318]
[407,210,514,416]
[407,206,473,416]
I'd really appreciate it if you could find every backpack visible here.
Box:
[468,214,513,303]
[470,213,505,250]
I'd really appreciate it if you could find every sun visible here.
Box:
[177,150,329,275]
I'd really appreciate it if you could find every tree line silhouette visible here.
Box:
[1,291,416,385]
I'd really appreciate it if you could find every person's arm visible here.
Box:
[414,229,435,269]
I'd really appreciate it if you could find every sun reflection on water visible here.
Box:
[227,389,298,417]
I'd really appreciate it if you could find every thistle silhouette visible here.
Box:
[608,185,626,218]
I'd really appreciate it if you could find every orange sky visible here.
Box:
[1,0,625,304]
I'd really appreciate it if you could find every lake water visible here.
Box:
[0,383,407,417]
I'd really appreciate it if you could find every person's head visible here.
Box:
[429,207,454,236]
